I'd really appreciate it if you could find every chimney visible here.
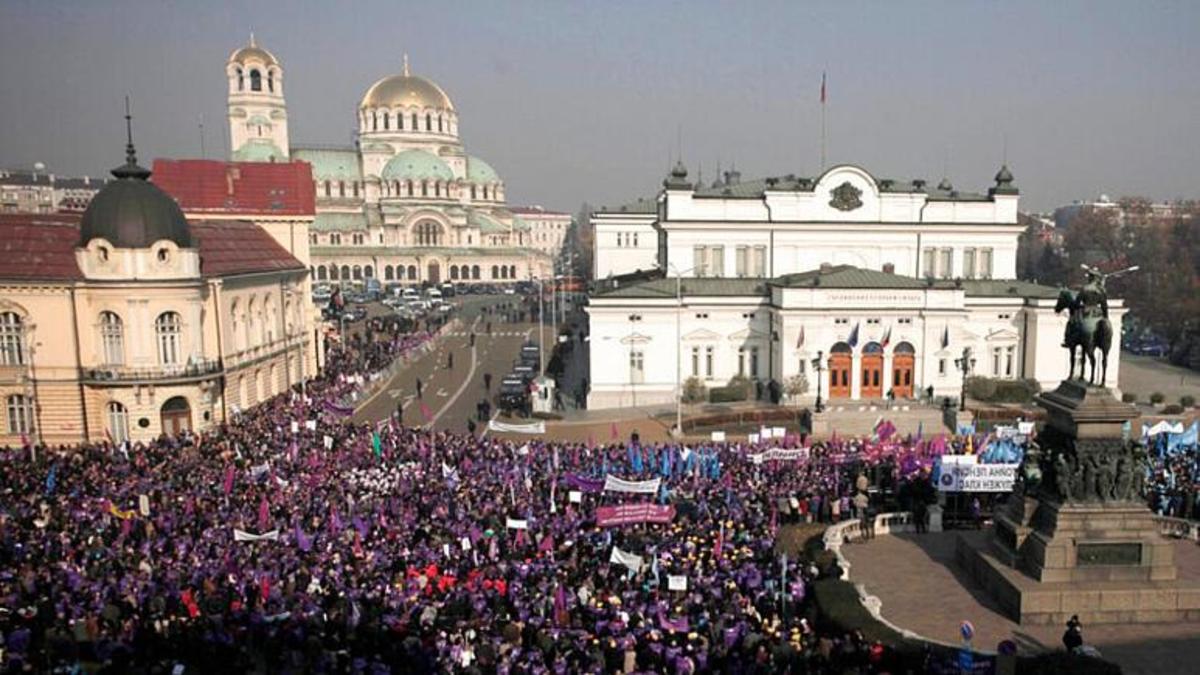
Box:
[882,263,895,274]
[819,262,832,272]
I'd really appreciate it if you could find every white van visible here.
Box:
[424,288,444,307]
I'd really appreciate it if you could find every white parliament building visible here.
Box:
[586,162,1123,409]
[224,38,551,286]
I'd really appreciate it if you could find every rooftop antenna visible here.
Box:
[250,31,256,47]
[124,96,135,164]
[676,122,682,165]
[403,53,410,76]
[199,114,206,159]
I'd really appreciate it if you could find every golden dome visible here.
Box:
[360,57,454,111]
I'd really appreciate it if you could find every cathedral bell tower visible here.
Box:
[226,34,290,162]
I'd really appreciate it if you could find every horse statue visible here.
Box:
[1055,265,1137,386]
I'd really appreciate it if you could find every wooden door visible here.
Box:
[892,354,914,398]
[861,354,883,398]
[828,353,851,398]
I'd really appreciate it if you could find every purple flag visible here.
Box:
[223,464,235,495]
[258,498,270,532]
[295,521,312,552]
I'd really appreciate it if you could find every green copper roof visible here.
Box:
[511,215,531,232]
[468,210,508,234]
[466,155,500,184]
[948,279,1060,299]
[597,197,657,214]
[246,114,272,126]
[382,149,454,181]
[292,147,362,181]
[231,139,286,163]
[312,212,368,232]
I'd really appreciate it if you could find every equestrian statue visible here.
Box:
[1054,264,1138,385]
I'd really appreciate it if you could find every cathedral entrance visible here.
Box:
[427,261,441,284]
[828,342,852,398]
[861,342,883,398]
[891,342,915,398]
[160,396,192,436]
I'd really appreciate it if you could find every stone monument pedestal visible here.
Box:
[957,381,1200,624]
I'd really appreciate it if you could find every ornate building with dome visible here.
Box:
[225,40,551,286]
[0,116,316,446]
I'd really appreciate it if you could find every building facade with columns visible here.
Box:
[0,136,315,447]
[586,162,1123,409]
[223,39,551,287]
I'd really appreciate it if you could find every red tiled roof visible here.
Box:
[152,159,315,216]
[0,213,305,281]
[190,220,307,277]
[509,206,570,216]
[0,213,84,281]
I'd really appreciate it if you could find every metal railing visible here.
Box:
[82,358,223,384]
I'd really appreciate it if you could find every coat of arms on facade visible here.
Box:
[829,181,863,211]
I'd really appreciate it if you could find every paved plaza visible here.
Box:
[841,531,1200,674]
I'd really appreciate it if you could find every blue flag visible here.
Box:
[847,323,860,348]
[45,465,57,495]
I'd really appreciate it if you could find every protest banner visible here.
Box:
[233,528,280,542]
[609,546,643,574]
[668,575,688,591]
[138,494,150,517]
[603,475,662,494]
[711,431,726,442]
[488,420,546,434]
[505,517,528,530]
[568,490,582,504]
[596,503,676,527]
[937,463,1018,492]
[323,435,334,450]
[749,447,810,464]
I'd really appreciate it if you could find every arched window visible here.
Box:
[106,401,129,443]
[329,265,339,280]
[263,297,275,344]
[413,220,443,246]
[250,69,262,92]
[491,265,499,279]
[364,265,374,278]
[351,265,361,280]
[407,180,414,196]
[341,265,351,279]
[425,113,432,131]
[411,113,418,130]
[830,342,853,354]
[482,186,489,200]
[353,182,359,198]
[244,298,256,349]
[372,112,378,131]
[0,311,26,366]
[470,185,476,200]
[863,342,884,354]
[316,266,327,281]
[236,68,244,91]
[421,181,428,197]
[99,311,124,365]
[383,112,390,130]
[407,265,417,280]
[397,112,404,130]
[509,265,517,279]
[893,341,916,354]
[438,116,443,133]
[384,265,394,280]
[6,394,34,435]
[324,181,331,197]
[472,265,481,280]
[434,182,440,197]
[450,265,459,280]
[267,72,275,93]
[155,312,182,366]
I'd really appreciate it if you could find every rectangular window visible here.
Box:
[750,347,759,378]
[1005,346,1015,378]
[632,232,638,247]
[735,246,747,277]
[963,248,976,279]
[694,246,708,277]
[705,346,714,377]
[939,248,953,279]
[993,347,1002,376]
[6,395,34,435]
[938,358,947,376]
[798,360,806,375]
[753,246,767,277]
[922,248,937,277]
[980,248,993,279]
[710,246,725,277]
[691,346,700,377]
[737,348,746,376]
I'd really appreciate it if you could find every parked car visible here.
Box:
[498,378,530,417]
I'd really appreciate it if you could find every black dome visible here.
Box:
[79,125,190,249]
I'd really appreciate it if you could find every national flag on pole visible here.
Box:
[847,322,860,348]
[820,71,827,104]
[941,325,950,350]
[881,326,891,348]
[796,325,805,349]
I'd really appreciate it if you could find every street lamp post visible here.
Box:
[811,350,825,414]
[954,346,976,412]
[668,264,697,436]
[535,277,545,377]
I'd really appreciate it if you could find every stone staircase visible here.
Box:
[813,401,950,437]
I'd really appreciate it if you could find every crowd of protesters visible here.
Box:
[1147,450,1200,520]
[0,326,962,674]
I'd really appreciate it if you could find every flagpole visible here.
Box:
[820,71,827,170]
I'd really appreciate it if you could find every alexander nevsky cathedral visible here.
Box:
[225,37,552,286]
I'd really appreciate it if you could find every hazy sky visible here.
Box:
[1,0,1197,213]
